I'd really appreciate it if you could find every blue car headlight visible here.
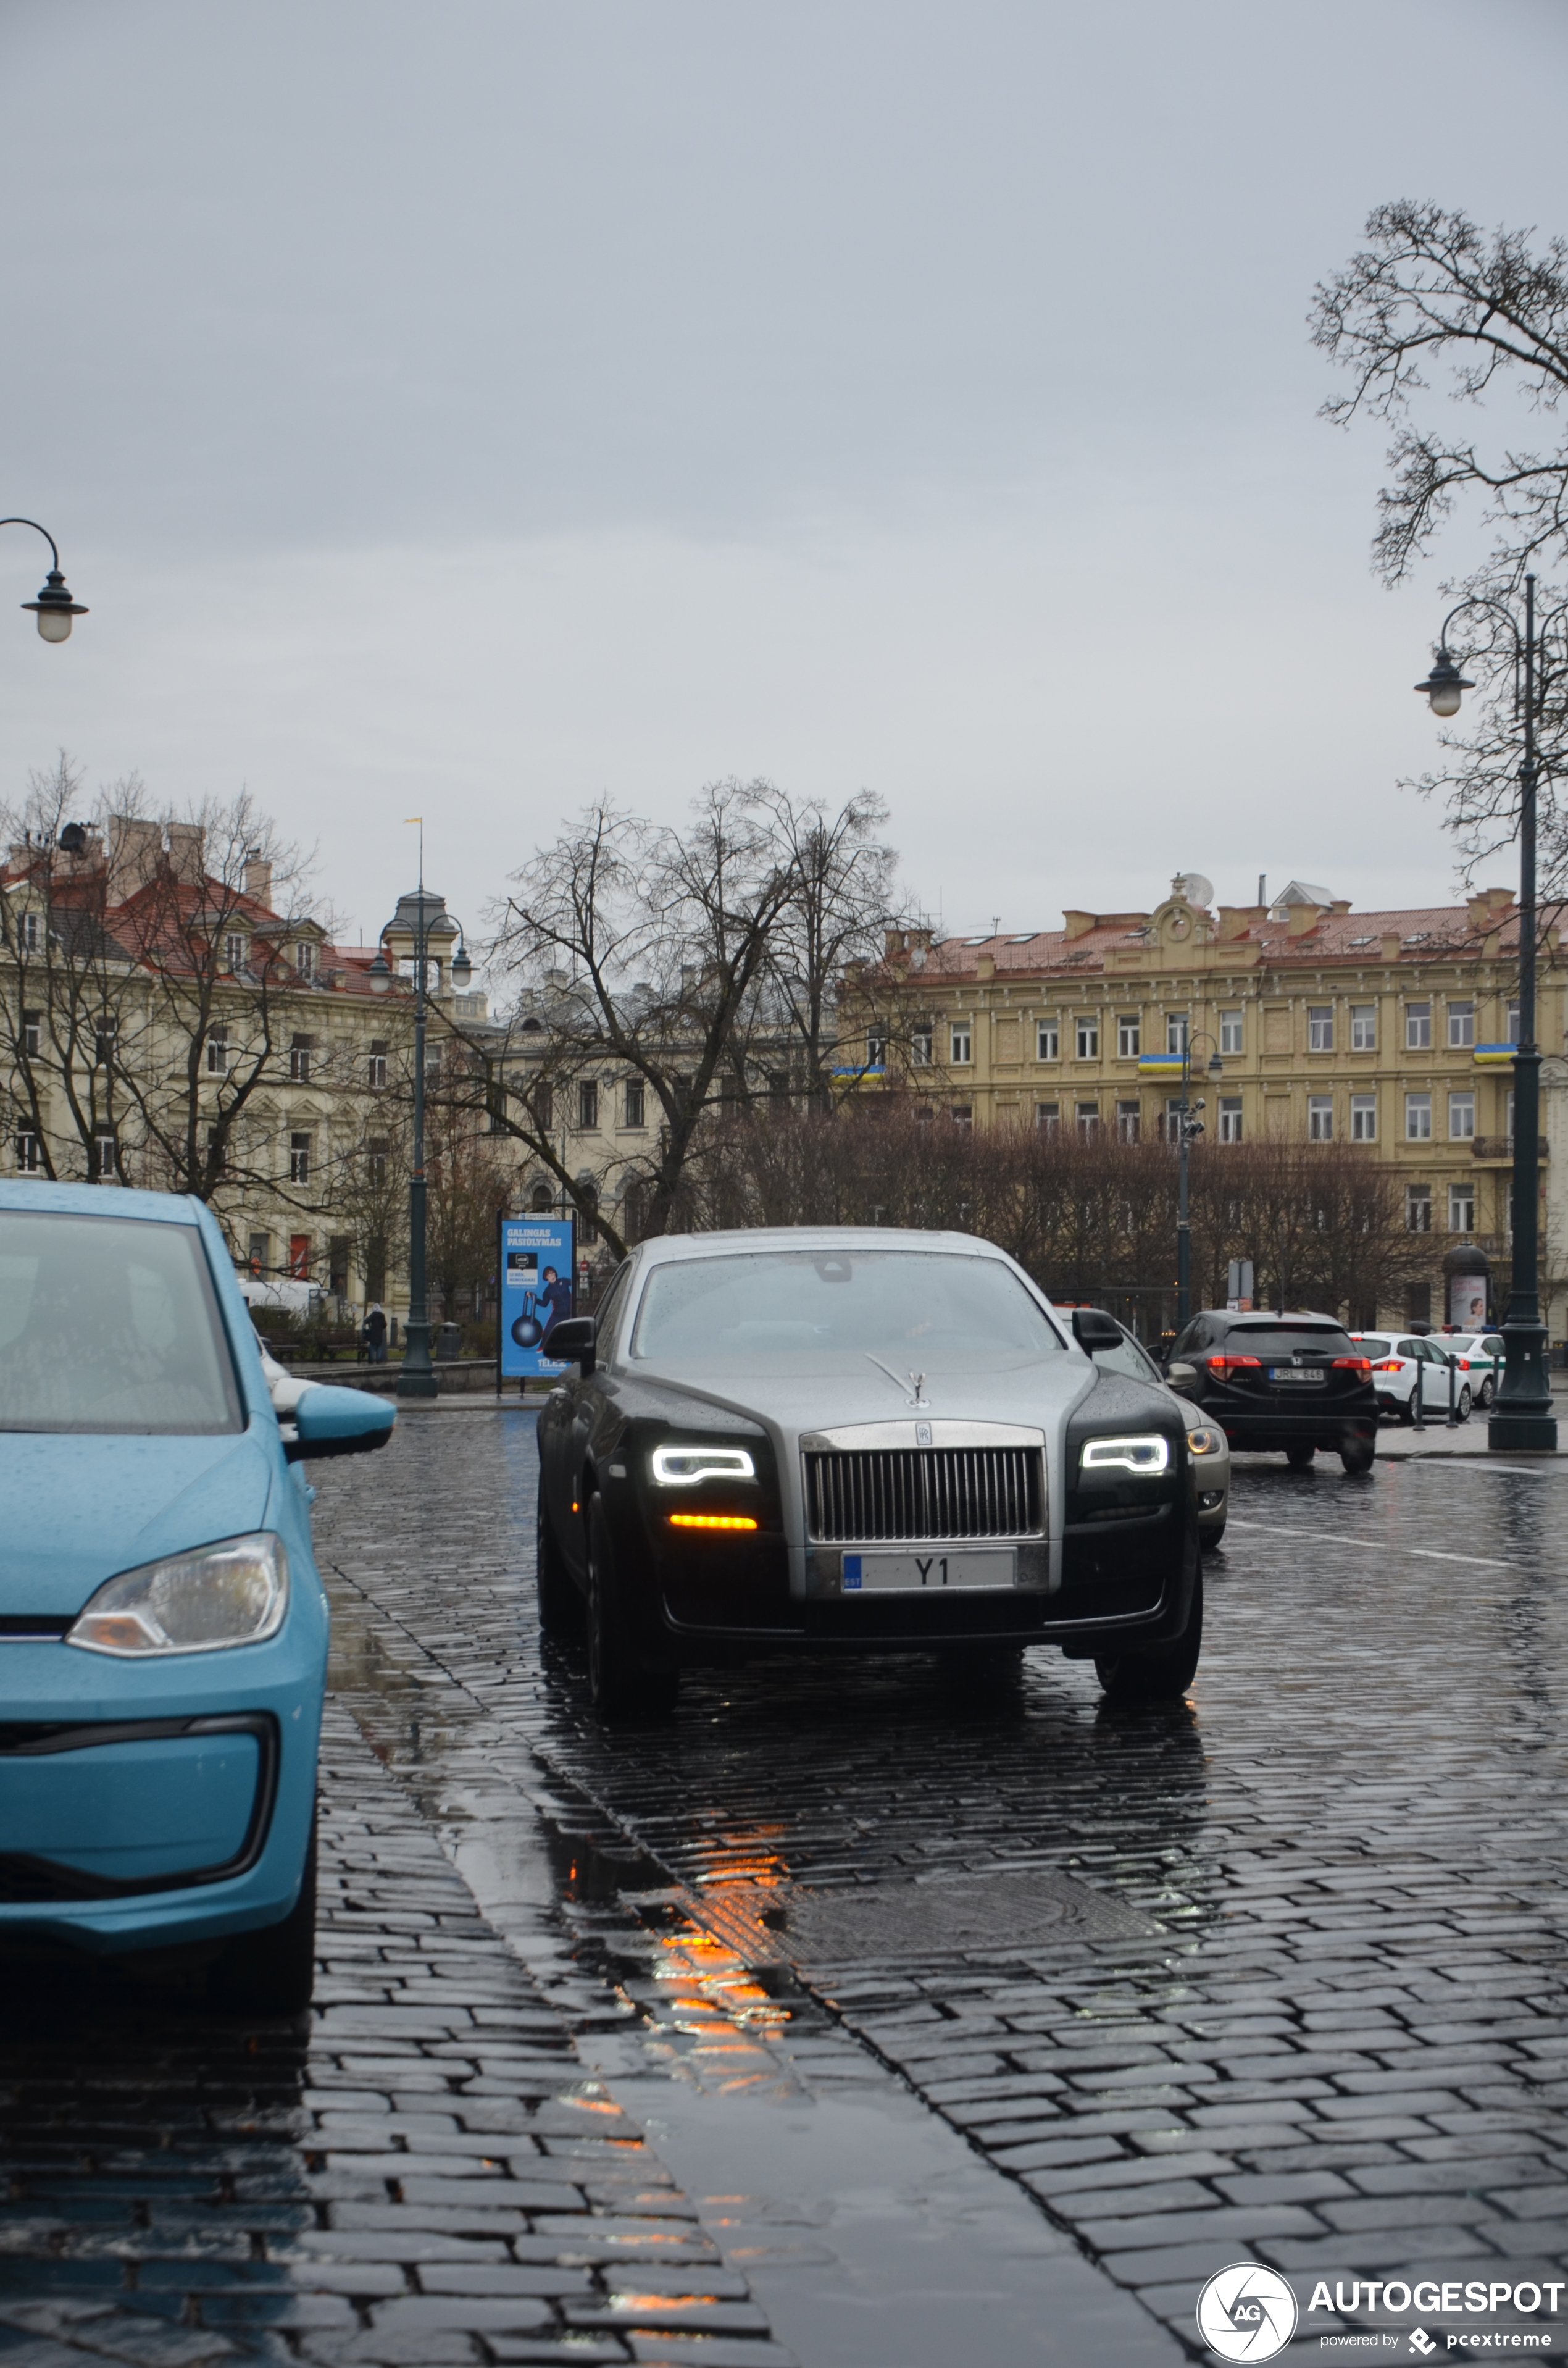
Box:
[65,1533,290,1657]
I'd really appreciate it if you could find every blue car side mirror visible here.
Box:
[285,1385,396,1463]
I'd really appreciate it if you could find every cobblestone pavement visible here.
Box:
[8,1408,1568,2367]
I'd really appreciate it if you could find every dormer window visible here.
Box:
[224,932,249,974]
[295,940,316,980]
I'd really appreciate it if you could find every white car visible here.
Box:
[1351,1333,1472,1423]
[1440,1332,1505,1410]
[1082,1318,1232,1548]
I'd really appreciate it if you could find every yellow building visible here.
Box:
[861,876,1566,1329]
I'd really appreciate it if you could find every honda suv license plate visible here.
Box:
[842,1549,1017,1592]
[1270,1366,1325,1381]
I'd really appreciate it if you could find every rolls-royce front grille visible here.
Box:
[804,1447,1043,1543]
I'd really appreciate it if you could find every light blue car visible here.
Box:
[0,1181,393,2013]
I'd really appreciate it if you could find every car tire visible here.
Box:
[586,1496,678,1722]
[1285,1441,1315,1469]
[1095,1567,1201,1704]
[1339,1433,1376,1476]
[1397,1395,1416,1425]
[1480,1377,1495,1409]
[1199,1518,1226,1550]
[1456,1384,1473,1421]
[207,1813,317,2018]
[536,1491,580,1639]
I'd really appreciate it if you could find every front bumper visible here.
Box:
[0,1619,323,1957]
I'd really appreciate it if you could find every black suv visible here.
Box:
[1166,1309,1378,1473]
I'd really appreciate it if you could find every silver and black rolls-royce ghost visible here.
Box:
[536,1228,1202,1717]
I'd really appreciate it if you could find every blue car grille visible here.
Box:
[804,1447,1044,1543]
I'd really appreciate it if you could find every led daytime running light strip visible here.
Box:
[669,1512,759,1531]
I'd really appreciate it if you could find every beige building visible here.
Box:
[859,876,1567,1333]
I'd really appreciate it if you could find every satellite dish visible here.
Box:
[1177,872,1214,910]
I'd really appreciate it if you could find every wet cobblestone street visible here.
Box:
[6,1407,1568,2365]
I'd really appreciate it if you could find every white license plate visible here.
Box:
[1270,1366,1325,1382]
[841,1549,1017,1593]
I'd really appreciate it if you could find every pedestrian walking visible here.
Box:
[362,1302,388,1364]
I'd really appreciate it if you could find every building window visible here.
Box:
[19,911,40,952]
[1219,1008,1243,1055]
[289,1033,313,1083]
[93,1134,118,1180]
[1507,1002,1521,1043]
[1351,1004,1376,1052]
[1075,1101,1100,1138]
[1406,1183,1432,1234]
[531,1084,553,1132]
[911,1029,932,1066]
[206,1123,227,1177]
[950,1023,972,1065]
[1116,1099,1140,1142]
[225,932,248,973]
[368,1039,388,1089]
[949,1104,972,1129]
[866,1032,887,1070]
[14,1130,41,1172]
[578,1081,599,1131]
[1117,1015,1141,1060]
[295,940,316,980]
[21,1010,40,1058]
[368,1137,388,1185]
[1035,1100,1059,1134]
[1218,1097,1243,1143]
[1036,1017,1059,1061]
[1307,1005,1333,1052]
[289,1132,311,1184]
[1075,1015,1099,1060]
[247,1232,269,1277]
[914,1102,933,1124]
[1351,1092,1377,1142]
[1449,1090,1475,1140]
[1165,1013,1188,1055]
[1506,1087,1516,1140]
[288,1233,311,1278]
[1308,1095,1333,1140]
[1449,1181,1476,1233]
[1162,1097,1184,1143]
[1406,1092,1432,1142]
[206,1024,229,1075]
[1406,1001,1432,1050]
[1448,999,1475,1048]
[94,1015,116,1066]
[624,1079,645,1128]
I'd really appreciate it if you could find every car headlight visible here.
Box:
[650,1445,756,1487]
[1186,1426,1223,1457]
[1080,1434,1171,1475]
[65,1533,290,1657]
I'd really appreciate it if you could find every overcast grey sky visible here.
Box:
[3,0,1567,948]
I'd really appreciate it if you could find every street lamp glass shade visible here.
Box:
[451,945,472,987]
[1414,651,1472,718]
[368,949,393,995]
[1428,681,1463,718]
[22,569,88,643]
[1207,1053,1224,1079]
[35,605,72,643]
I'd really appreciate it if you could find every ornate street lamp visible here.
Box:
[1143,1024,1223,1326]
[372,872,465,1402]
[1413,577,1557,1449]
[2,518,88,641]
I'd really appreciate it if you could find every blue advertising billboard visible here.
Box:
[498,1215,577,1381]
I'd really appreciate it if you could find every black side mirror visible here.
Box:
[1071,1307,1123,1351]
[546,1315,596,1375]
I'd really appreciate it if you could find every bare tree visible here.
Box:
[752,785,898,1105]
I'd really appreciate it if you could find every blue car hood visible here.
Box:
[0,1427,277,1617]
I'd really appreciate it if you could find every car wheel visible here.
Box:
[1479,1377,1495,1408]
[586,1496,677,1722]
[207,1813,317,2018]
[1457,1384,1473,1421]
[1397,1394,1416,1425]
[1095,1563,1201,1704]
[1339,1433,1376,1476]
[536,1490,580,1639]
[1199,1518,1226,1550]
[1285,1441,1315,1469]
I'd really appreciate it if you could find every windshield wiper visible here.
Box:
[865,1352,930,1408]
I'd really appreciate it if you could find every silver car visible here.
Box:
[535,1229,1203,1718]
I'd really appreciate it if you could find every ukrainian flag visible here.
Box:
[1138,1053,1185,1079]
[1473,1043,1517,1066]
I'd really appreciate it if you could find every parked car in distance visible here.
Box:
[0,1182,394,2014]
[1351,1333,1472,1423]
[536,1228,1204,1718]
[1440,1332,1506,1409]
[1165,1308,1378,1473]
[1077,1316,1231,1548]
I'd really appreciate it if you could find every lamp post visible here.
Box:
[1414,575,1558,1450]
[1,518,88,641]
[1146,1025,1224,1328]
[369,877,471,1402]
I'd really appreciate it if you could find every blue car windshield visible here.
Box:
[630,1249,1065,1376]
[0,1210,244,1434]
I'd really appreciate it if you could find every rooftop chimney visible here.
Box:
[243,851,273,910]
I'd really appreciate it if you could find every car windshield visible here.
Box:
[1219,1325,1355,1360]
[629,1249,1065,1377]
[0,1210,243,1434]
